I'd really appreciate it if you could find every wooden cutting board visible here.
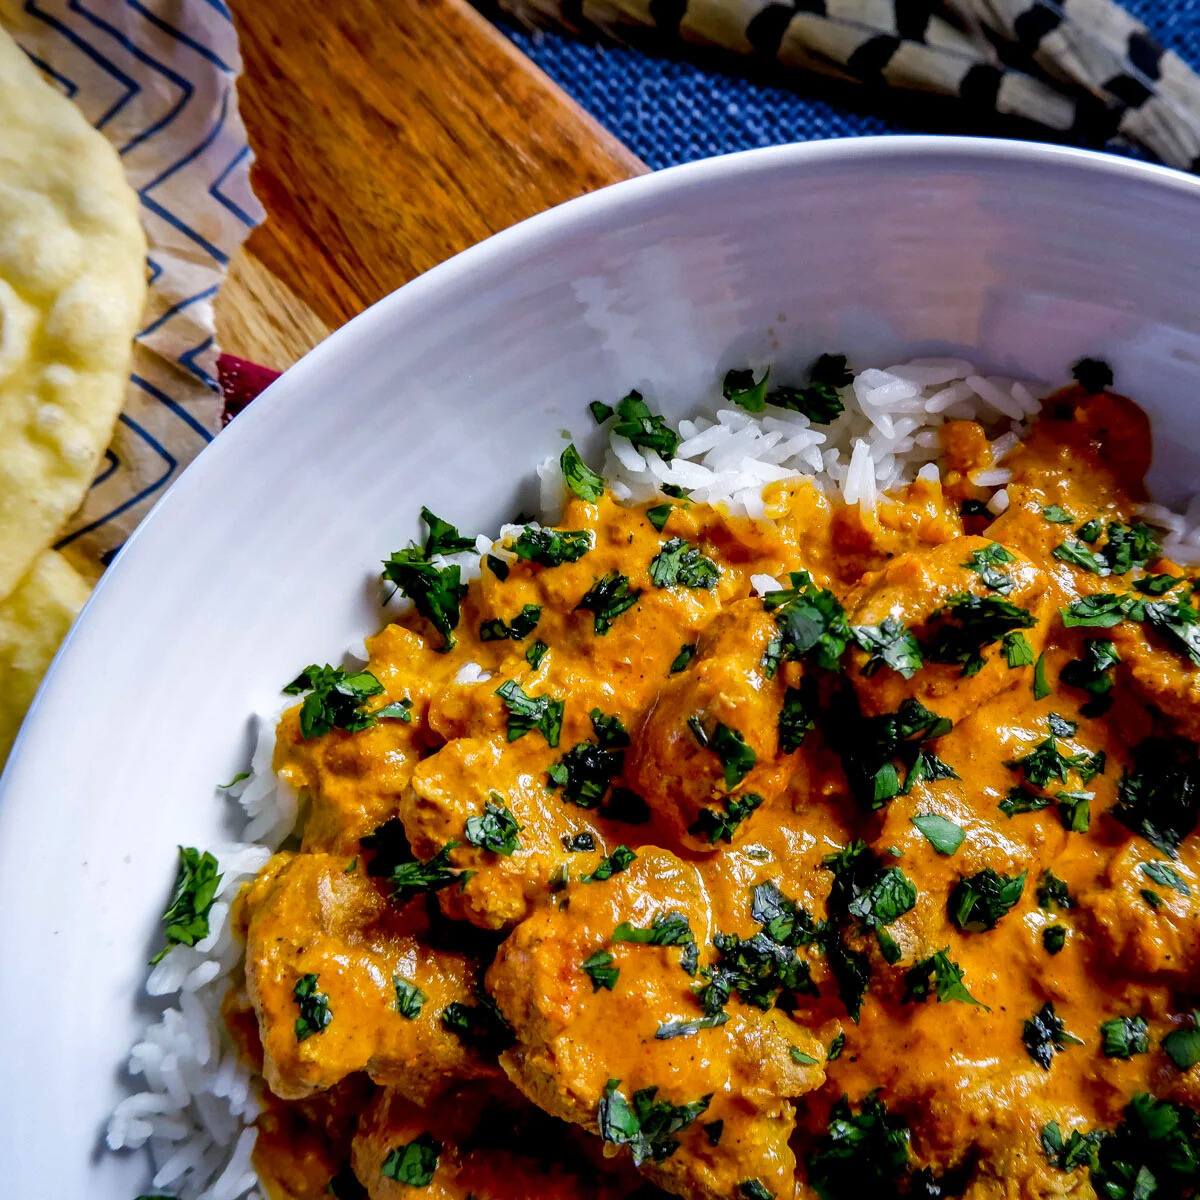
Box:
[215,0,647,371]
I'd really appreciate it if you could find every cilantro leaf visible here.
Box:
[853,616,923,679]
[479,603,541,642]
[589,400,614,424]
[1043,924,1068,954]
[464,799,521,855]
[807,1092,912,1200]
[1163,1014,1200,1071]
[1023,1001,1083,1069]
[485,553,509,580]
[650,537,719,590]
[1112,737,1200,856]
[581,949,619,992]
[1101,1015,1149,1059]
[646,503,673,532]
[1033,651,1052,699]
[512,525,593,567]
[950,867,1026,932]
[688,717,757,788]
[903,948,988,1009]
[689,791,764,844]
[779,684,815,753]
[583,845,636,883]
[1041,1122,1099,1172]
[547,740,622,809]
[762,570,852,672]
[380,1133,440,1187]
[577,571,641,634]
[910,813,965,855]
[495,679,564,747]
[1061,638,1120,713]
[1037,869,1073,911]
[1144,595,1200,666]
[1061,593,1144,628]
[613,912,695,947]
[375,698,413,722]
[1134,573,1184,596]
[560,443,604,502]
[384,842,465,902]
[440,996,514,1054]
[924,592,1037,675]
[1140,861,1191,894]
[1054,539,1111,574]
[393,976,426,1019]
[381,548,466,651]
[597,1079,710,1166]
[151,847,222,965]
[1003,630,1035,668]
[418,507,475,556]
[1042,505,1075,524]
[999,786,1051,816]
[525,639,548,668]
[723,367,770,412]
[1072,357,1113,391]
[284,664,385,738]
[655,1012,730,1040]
[293,973,332,1041]
[611,391,681,458]
[670,642,697,674]
[964,541,1016,592]
[766,354,851,424]
[1092,1094,1200,1200]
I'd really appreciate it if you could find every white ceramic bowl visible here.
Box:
[4,136,1200,1194]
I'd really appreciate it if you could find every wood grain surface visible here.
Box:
[215,0,646,371]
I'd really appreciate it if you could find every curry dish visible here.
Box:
[228,379,1200,1200]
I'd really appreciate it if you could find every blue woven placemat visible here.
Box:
[498,0,1200,169]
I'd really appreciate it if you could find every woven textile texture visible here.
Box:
[497,0,1200,170]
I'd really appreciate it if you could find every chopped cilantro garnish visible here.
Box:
[1054,539,1111,574]
[1058,790,1093,833]
[646,503,673,532]
[650,537,719,589]
[1072,357,1113,391]
[852,616,923,679]
[293,973,332,1041]
[779,684,815,752]
[1042,505,1075,524]
[1043,924,1068,954]
[1092,1094,1200,1199]
[577,570,642,634]
[151,847,222,965]
[1002,630,1035,668]
[1134,573,1184,596]
[581,949,619,992]
[762,570,852,672]
[655,1012,730,1040]
[807,1092,912,1200]
[525,639,549,668]
[1007,716,1105,789]
[464,799,521,855]
[284,664,384,738]
[1041,1122,1099,1171]
[750,881,820,947]
[380,1133,440,1186]
[485,552,509,580]
[1163,1013,1200,1071]
[924,592,1037,675]
[1023,1001,1083,1069]
[688,717,757,788]
[1061,638,1120,713]
[1037,869,1073,911]
[560,443,604,502]
[589,400,614,424]
[999,786,1051,816]
[562,831,595,852]
[375,698,413,722]
[723,366,770,412]
[597,1078,710,1166]
[611,391,681,458]
[964,541,1016,592]
[789,1047,820,1065]
[1144,595,1200,666]
[513,525,593,566]
[828,1032,845,1060]
[384,842,465,902]
[689,791,764,844]
[613,912,695,947]
[393,976,426,1019]
[1111,737,1200,856]
[1033,650,1052,699]
[217,771,249,789]
[738,1180,774,1200]
[1140,861,1191,894]
[1060,592,1142,628]
[700,927,818,1014]
[910,813,965,855]
[548,740,621,808]
[440,995,514,1054]
[583,845,637,883]
[903,948,987,1008]
[766,353,851,424]
[479,603,541,642]
[670,642,697,674]
[1101,1015,1149,1059]
[950,867,1026,932]
[418,507,474,555]
[495,679,564,746]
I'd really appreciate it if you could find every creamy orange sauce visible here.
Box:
[236,388,1200,1200]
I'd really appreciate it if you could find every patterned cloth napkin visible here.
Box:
[3,0,263,574]
[497,0,1200,173]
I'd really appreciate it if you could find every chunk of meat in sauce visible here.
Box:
[844,534,1051,723]
[487,848,824,1199]
[627,600,791,851]
[242,852,494,1101]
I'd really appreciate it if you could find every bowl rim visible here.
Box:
[6,131,1200,782]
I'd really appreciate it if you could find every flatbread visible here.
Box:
[0,28,146,600]
[0,549,90,764]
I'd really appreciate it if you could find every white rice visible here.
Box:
[110,357,1200,1196]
